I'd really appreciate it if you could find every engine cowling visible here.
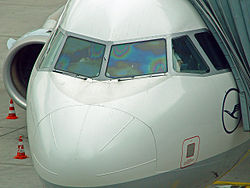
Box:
[3,30,49,109]
[2,7,64,109]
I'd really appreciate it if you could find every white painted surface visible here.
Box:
[26,68,249,186]
[61,0,206,41]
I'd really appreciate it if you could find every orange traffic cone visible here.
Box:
[14,136,28,159]
[6,99,18,119]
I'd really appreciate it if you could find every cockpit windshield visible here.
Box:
[106,39,167,78]
[40,29,168,80]
[55,37,105,78]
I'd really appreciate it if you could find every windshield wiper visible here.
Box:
[117,73,166,81]
[76,74,88,80]
[53,69,75,77]
[53,69,90,80]
[53,69,64,74]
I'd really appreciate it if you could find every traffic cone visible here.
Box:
[14,136,28,159]
[6,99,18,119]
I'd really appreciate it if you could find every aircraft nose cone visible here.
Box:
[31,105,90,179]
[32,105,156,187]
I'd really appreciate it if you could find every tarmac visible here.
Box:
[0,0,249,188]
[0,89,41,188]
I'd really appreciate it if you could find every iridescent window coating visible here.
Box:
[106,39,167,78]
[55,37,105,78]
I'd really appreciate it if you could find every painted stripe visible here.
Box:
[8,110,15,113]
[212,149,250,186]
[214,181,250,186]
[9,107,15,110]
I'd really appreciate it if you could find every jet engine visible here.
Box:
[2,7,64,109]
[3,31,49,109]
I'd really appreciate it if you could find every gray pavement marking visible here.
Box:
[0,126,25,137]
[0,162,32,167]
[0,34,20,38]
[0,2,60,8]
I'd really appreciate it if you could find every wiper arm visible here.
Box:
[53,69,75,77]
[53,69,64,74]
[76,74,88,80]
[117,77,134,81]
[53,69,90,80]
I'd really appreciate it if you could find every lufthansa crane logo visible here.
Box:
[224,104,240,119]
[222,88,241,134]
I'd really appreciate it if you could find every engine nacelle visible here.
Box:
[3,30,50,109]
[2,6,64,109]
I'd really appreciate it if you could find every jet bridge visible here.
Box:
[189,0,250,132]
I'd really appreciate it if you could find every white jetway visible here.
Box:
[190,0,250,132]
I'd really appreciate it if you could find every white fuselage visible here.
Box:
[25,0,249,187]
[26,69,249,187]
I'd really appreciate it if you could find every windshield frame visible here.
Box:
[39,27,67,71]
[54,36,106,79]
[39,27,170,81]
[168,29,231,77]
[53,29,109,79]
[37,27,225,81]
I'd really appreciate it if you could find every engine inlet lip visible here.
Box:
[3,36,47,109]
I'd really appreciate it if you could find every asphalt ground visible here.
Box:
[0,0,249,187]
[0,89,42,188]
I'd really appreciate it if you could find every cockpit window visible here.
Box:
[195,32,230,70]
[106,39,167,78]
[55,37,105,78]
[172,36,210,74]
[40,31,64,69]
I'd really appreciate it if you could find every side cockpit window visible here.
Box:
[172,36,210,74]
[195,32,230,70]
[40,31,64,69]
[106,39,167,78]
[55,37,105,78]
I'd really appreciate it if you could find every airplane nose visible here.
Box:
[31,105,157,187]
